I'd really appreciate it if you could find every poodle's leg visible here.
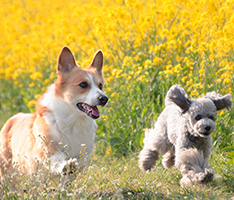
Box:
[175,148,214,186]
[139,148,159,172]
[139,123,171,172]
[162,146,175,169]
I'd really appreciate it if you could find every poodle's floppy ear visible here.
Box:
[165,84,191,112]
[205,92,232,111]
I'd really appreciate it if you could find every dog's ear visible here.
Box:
[165,84,191,112]
[205,92,232,111]
[88,50,104,76]
[57,46,77,74]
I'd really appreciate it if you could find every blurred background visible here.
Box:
[0,0,233,159]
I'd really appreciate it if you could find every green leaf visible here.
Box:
[223,146,234,152]
[110,137,122,146]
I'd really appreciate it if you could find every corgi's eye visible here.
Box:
[79,82,88,88]
[195,115,202,121]
[99,83,103,90]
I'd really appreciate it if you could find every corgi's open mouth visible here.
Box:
[76,103,100,119]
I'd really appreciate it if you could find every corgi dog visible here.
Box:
[0,47,108,185]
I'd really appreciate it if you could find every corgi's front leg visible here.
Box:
[61,158,78,176]
[49,151,69,174]
[49,151,78,187]
[60,158,79,188]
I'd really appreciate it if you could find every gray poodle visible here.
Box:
[139,84,232,186]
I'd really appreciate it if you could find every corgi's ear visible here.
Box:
[88,50,104,75]
[205,92,232,111]
[57,46,77,74]
[165,84,191,112]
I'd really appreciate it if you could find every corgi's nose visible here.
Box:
[98,95,108,106]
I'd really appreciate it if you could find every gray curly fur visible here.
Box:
[139,84,233,186]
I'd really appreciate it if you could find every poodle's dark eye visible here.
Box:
[209,116,214,120]
[99,83,103,90]
[79,82,88,88]
[195,115,202,121]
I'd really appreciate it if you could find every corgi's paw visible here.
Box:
[62,158,78,176]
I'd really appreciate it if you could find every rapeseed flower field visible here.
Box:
[0,0,233,155]
[0,0,233,198]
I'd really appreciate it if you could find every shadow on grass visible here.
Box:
[91,188,165,199]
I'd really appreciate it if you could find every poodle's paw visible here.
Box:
[180,175,194,187]
[62,158,78,176]
[162,153,175,169]
[180,168,214,187]
[200,168,214,184]
[139,149,159,172]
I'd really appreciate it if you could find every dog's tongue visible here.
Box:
[86,105,100,118]
[91,106,100,118]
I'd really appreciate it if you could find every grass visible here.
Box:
[1,150,233,199]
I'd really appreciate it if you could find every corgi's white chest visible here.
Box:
[40,85,97,160]
[46,112,97,159]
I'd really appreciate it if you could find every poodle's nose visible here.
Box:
[205,126,211,131]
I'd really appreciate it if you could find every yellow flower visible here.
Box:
[186,80,193,87]
[190,89,199,97]
[194,83,203,90]
[138,75,147,82]
[101,115,107,121]
[28,100,36,109]
[30,72,43,80]
[106,148,112,157]
[0,69,4,76]
[125,0,136,7]
[173,64,183,74]
[35,94,41,100]
[5,67,14,79]
[181,76,187,83]
[29,82,34,87]
[43,79,51,86]
[0,0,233,123]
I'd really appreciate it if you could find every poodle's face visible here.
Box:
[186,98,217,137]
[166,84,232,137]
